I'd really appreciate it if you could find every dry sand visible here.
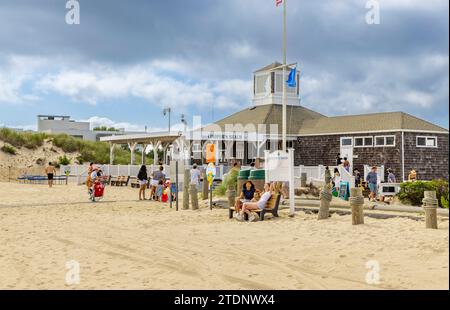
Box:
[0,182,448,290]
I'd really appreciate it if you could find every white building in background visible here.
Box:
[37,115,143,141]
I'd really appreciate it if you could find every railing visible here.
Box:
[60,164,368,188]
[60,164,231,185]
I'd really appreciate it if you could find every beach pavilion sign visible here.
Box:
[265,149,296,216]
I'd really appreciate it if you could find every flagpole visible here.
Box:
[282,0,287,152]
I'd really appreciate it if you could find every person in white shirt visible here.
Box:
[237,183,272,222]
[190,164,201,186]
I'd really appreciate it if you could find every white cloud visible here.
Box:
[0,55,46,104]
[82,116,188,133]
[229,41,257,59]
[35,61,250,109]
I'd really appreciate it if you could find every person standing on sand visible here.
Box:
[190,164,201,187]
[137,165,148,200]
[45,162,56,188]
[86,162,95,192]
[150,166,166,201]
[366,166,378,202]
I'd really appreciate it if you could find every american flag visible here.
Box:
[276,0,283,7]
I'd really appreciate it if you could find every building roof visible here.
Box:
[254,62,295,73]
[203,104,325,135]
[298,112,448,135]
[100,132,183,144]
[205,106,448,136]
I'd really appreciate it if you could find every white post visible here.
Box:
[109,142,115,165]
[128,142,138,165]
[282,0,287,153]
[288,148,295,217]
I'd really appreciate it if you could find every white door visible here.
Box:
[340,137,354,170]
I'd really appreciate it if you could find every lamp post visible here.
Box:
[163,107,171,133]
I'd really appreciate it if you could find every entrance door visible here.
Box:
[340,137,354,169]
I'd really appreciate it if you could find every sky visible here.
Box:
[0,0,448,131]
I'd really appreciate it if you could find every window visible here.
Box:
[192,143,201,152]
[354,136,373,147]
[417,136,438,148]
[340,137,353,147]
[375,135,396,147]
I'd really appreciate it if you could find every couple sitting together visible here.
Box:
[234,181,273,222]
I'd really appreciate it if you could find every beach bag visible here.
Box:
[332,187,339,198]
[161,189,169,203]
[94,183,105,198]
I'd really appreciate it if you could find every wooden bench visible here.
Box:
[110,176,130,187]
[229,192,281,221]
[130,177,139,188]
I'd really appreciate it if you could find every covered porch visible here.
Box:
[100,132,184,165]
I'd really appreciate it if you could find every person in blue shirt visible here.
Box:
[366,166,378,202]
[234,181,256,215]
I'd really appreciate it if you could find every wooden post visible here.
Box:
[190,184,199,210]
[183,169,190,210]
[202,170,209,200]
[318,168,333,220]
[226,184,237,210]
[423,191,438,229]
[350,187,365,225]
[318,185,332,220]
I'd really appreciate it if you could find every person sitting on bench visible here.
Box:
[237,183,272,222]
[234,181,256,215]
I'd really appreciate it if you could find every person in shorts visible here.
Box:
[234,181,256,215]
[237,183,273,222]
[150,166,166,200]
[366,166,378,202]
[137,165,148,200]
[45,162,56,188]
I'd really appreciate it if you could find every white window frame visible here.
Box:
[354,136,374,148]
[192,143,202,153]
[374,135,396,147]
[416,136,438,148]
[340,137,353,147]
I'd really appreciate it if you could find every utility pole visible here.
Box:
[282,0,287,152]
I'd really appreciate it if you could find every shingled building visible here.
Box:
[203,63,449,181]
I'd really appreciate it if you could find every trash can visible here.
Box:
[248,169,266,192]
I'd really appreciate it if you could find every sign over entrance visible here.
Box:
[265,149,296,216]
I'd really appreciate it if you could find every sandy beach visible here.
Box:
[0,182,448,290]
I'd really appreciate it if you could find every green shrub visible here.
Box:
[214,168,239,197]
[430,179,449,208]
[1,144,17,155]
[0,128,46,149]
[58,155,71,166]
[441,195,449,209]
[398,180,449,207]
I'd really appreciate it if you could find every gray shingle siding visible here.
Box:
[295,131,449,181]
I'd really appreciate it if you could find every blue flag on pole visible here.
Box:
[286,67,297,88]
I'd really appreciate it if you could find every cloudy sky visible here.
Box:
[0,0,448,131]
